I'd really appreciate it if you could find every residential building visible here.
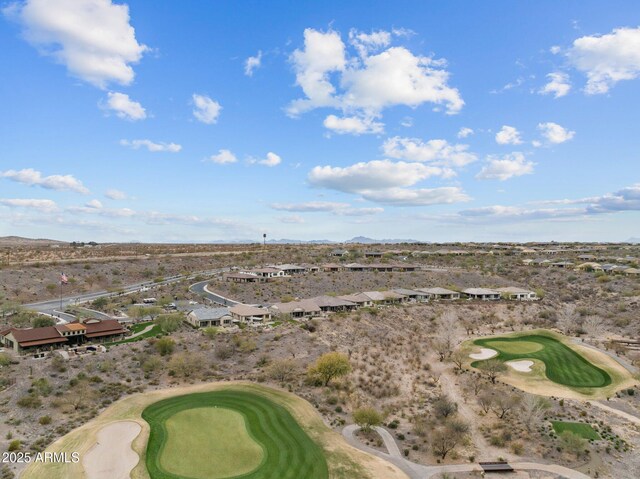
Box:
[416,287,460,300]
[337,293,374,308]
[462,288,501,300]
[229,305,272,323]
[307,295,357,313]
[321,263,343,272]
[362,290,406,304]
[392,288,429,302]
[186,307,232,328]
[269,299,321,319]
[495,287,538,301]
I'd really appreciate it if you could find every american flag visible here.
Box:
[60,272,68,285]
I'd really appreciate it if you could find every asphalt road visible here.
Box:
[188,280,239,306]
[24,268,231,319]
[342,425,591,479]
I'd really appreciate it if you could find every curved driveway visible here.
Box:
[188,280,239,306]
[342,424,590,479]
[24,268,231,317]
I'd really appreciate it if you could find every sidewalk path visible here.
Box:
[342,424,591,479]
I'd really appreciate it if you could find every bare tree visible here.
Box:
[433,394,458,419]
[583,315,605,340]
[266,358,298,383]
[478,359,507,384]
[431,419,469,459]
[557,304,580,336]
[520,394,550,431]
[449,349,467,371]
[466,373,484,396]
[491,393,521,419]
[66,381,96,411]
[433,312,459,361]
[477,392,494,414]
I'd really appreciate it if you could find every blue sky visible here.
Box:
[1,0,639,242]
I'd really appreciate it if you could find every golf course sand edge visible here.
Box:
[83,421,141,479]
[506,360,534,372]
[469,348,497,360]
[21,381,408,479]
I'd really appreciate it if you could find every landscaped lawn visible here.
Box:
[472,333,612,389]
[161,407,264,479]
[106,322,161,346]
[142,389,329,479]
[551,421,600,440]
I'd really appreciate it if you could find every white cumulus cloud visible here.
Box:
[323,114,384,135]
[537,122,575,144]
[348,29,391,57]
[192,94,221,124]
[476,152,534,181]
[270,201,383,216]
[495,125,522,145]
[103,92,146,120]
[457,127,474,138]
[4,0,148,89]
[207,149,237,165]
[0,198,58,212]
[567,27,640,94]
[120,139,181,152]
[1,168,89,194]
[105,189,127,200]
[539,72,571,98]
[244,50,262,76]
[258,152,281,167]
[287,28,464,127]
[307,159,469,206]
[382,136,476,169]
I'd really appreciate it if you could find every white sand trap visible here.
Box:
[507,360,534,372]
[83,421,141,479]
[469,348,498,360]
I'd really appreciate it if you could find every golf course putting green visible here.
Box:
[20,382,409,479]
[472,333,612,388]
[142,389,329,479]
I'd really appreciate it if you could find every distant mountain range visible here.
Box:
[0,236,66,246]
[628,237,640,244]
[344,236,423,244]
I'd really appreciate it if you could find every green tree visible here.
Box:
[202,327,219,339]
[155,337,175,356]
[0,353,11,368]
[92,297,108,310]
[308,351,351,386]
[31,316,55,328]
[156,313,183,333]
[353,407,383,432]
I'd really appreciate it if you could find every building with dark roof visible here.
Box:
[1,319,126,354]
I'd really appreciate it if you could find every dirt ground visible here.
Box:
[1,242,639,479]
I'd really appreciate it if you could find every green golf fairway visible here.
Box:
[472,334,612,388]
[483,340,543,354]
[142,389,329,479]
[161,407,264,478]
[551,421,600,440]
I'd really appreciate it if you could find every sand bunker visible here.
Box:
[507,360,534,372]
[469,348,498,360]
[83,421,141,479]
